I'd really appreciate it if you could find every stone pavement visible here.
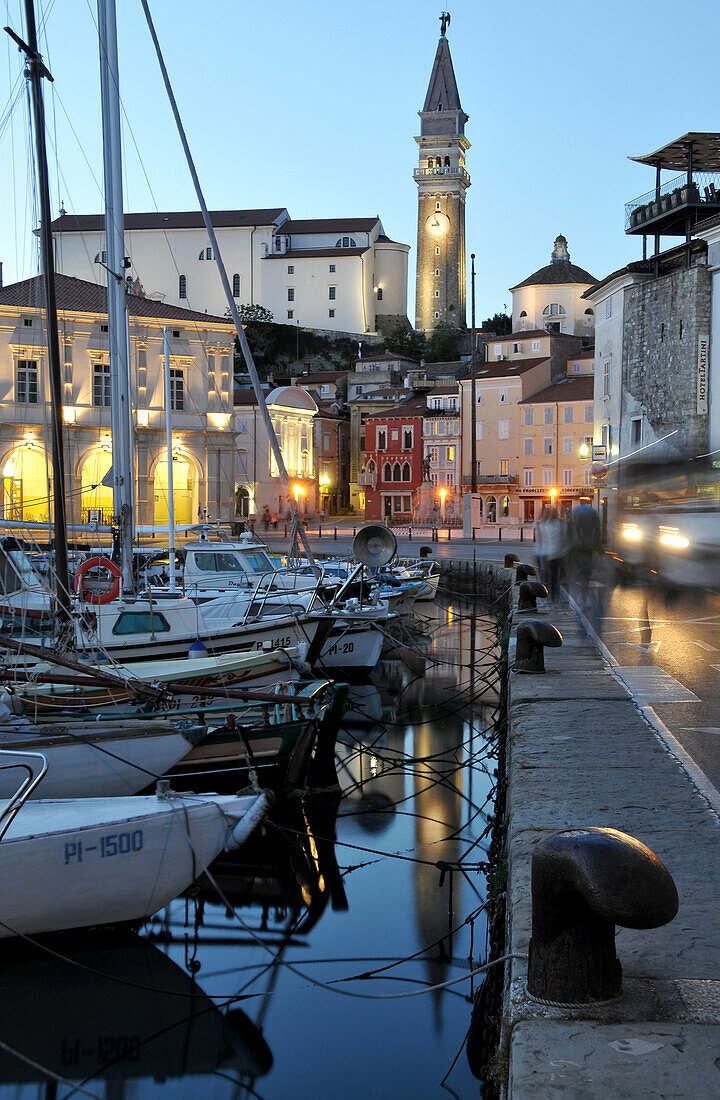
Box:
[500,569,720,1098]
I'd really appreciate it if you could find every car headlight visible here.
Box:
[659,527,690,550]
[622,523,643,542]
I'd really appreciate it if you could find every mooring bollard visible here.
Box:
[504,553,519,568]
[514,562,537,585]
[517,580,548,612]
[447,527,451,540]
[408,527,413,541]
[528,827,679,1003]
[520,526,524,542]
[318,525,322,539]
[284,524,288,538]
[498,527,502,542]
[334,527,337,541]
[514,619,562,672]
[472,527,477,541]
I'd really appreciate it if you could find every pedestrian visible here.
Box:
[537,507,568,604]
[272,512,279,530]
[569,496,601,607]
[263,505,271,533]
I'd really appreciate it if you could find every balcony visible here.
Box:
[358,471,376,489]
[461,473,519,487]
[413,165,470,186]
[625,171,720,234]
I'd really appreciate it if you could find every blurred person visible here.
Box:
[537,507,568,604]
[569,496,601,607]
[262,505,271,533]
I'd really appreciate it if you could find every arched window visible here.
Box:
[478,497,483,517]
[178,275,187,299]
[383,462,392,482]
[392,463,402,482]
[520,310,527,318]
[402,462,411,482]
[206,246,213,260]
[501,495,510,517]
[427,157,433,168]
[198,250,205,260]
[335,236,357,248]
[377,288,383,301]
[367,459,376,474]
[542,303,566,316]
[444,156,450,167]
[487,496,497,523]
[435,156,442,167]
[584,307,594,315]
[232,274,240,298]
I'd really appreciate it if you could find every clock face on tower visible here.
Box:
[426,212,450,237]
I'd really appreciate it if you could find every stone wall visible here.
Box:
[622,263,711,457]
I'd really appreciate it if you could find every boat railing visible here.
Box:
[0,750,48,841]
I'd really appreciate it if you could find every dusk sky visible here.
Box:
[2,0,720,323]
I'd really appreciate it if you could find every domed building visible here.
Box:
[510,236,597,339]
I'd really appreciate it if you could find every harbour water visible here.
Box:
[0,598,499,1099]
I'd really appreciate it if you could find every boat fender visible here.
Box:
[75,556,122,604]
[189,637,209,658]
[226,790,273,851]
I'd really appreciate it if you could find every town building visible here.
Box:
[414,18,469,332]
[314,405,350,516]
[510,236,596,339]
[296,370,348,407]
[50,210,410,339]
[361,395,426,522]
[234,385,319,520]
[517,375,595,522]
[423,385,461,520]
[484,328,585,381]
[0,274,236,529]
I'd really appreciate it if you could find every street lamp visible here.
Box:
[439,485,447,520]
[579,442,590,458]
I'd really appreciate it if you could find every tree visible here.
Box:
[383,323,426,362]
[481,312,512,335]
[235,303,274,325]
[424,323,463,363]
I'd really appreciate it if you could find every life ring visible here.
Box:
[75,556,122,605]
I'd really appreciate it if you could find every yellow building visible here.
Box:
[517,375,595,522]
[0,274,235,531]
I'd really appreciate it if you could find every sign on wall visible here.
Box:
[698,334,709,415]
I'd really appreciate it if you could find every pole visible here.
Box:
[470,253,477,495]
[163,327,176,590]
[18,0,71,624]
[98,0,134,593]
[140,0,318,569]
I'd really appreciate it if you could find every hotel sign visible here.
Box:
[698,334,709,415]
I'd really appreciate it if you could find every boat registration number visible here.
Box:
[64,830,144,864]
[254,636,292,650]
[327,641,355,656]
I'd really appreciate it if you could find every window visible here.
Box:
[447,446,455,462]
[383,462,392,482]
[563,435,574,455]
[494,344,502,356]
[178,275,187,298]
[563,467,573,486]
[542,303,566,316]
[377,288,383,301]
[335,236,356,247]
[543,437,553,455]
[403,428,413,449]
[523,468,533,487]
[391,429,399,442]
[16,360,38,404]
[563,406,574,424]
[328,286,336,301]
[501,495,510,517]
[329,264,335,273]
[172,330,180,339]
[434,312,439,319]
[546,322,561,333]
[287,288,295,301]
[92,361,111,407]
[532,340,540,352]
[476,421,483,440]
[402,462,411,481]
[232,274,240,298]
[113,611,170,635]
[498,419,510,440]
[403,495,412,511]
[23,317,32,327]
[392,463,401,482]
[603,360,610,398]
[499,388,508,404]
[435,247,440,255]
[542,468,553,486]
[169,367,185,411]
[522,408,534,427]
[631,418,642,446]
[376,428,387,450]
[287,310,294,319]
[329,309,335,318]
[520,310,527,319]
[523,437,534,456]
[499,459,509,476]
[435,290,440,298]
[605,296,613,319]
[393,496,402,512]
[486,496,497,523]
[435,268,440,277]
[543,407,553,425]
[585,405,593,423]
[572,362,582,373]
[287,265,294,274]
[513,343,521,354]
[584,307,594,316]
[94,251,107,264]
[206,246,212,260]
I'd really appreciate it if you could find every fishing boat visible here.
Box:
[0,747,271,938]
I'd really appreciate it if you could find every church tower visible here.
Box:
[414,13,470,332]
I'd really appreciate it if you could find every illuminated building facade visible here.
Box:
[414,22,469,332]
[0,274,235,530]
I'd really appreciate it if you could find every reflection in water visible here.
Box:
[0,600,499,1098]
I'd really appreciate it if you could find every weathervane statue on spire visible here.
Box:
[440,11,451,36]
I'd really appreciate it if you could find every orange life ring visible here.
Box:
[75,556,122,605]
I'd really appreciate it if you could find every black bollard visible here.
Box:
[498,527,502,542]
[318,524,322,539]
[408,527,413,541]
[472,527,477,541]
[334,527,337,541]
[514,619,562,672]
[514,563,537,585]
[520,526,524,542]
[517,579,548,612]
[528,827,679,1003]
[504,553,519,568]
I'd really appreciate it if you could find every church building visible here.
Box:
[414,14,470,332]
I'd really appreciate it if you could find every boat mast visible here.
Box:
[10,0,73,625]
[97,0,134,593]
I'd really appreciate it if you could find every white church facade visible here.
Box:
[50,209,409,338]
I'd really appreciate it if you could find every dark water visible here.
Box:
[0,600,499,1099]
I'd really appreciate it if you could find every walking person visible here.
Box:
[538,507,568,605]
[262,505,271,533]
[569,495,601,609]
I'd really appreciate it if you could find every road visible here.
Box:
[589,580,720,794]
[259,527,535,563]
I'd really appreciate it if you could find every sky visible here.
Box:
[3,0,720,325]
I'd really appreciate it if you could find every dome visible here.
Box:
[265,386,318,413]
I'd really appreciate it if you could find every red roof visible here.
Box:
[280,218,379,235]
[50,209,287,233]
[458,357,549,380]
[0,274,233,325]
[519,376,594,404]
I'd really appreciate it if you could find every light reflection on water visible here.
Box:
[0,600,498,1099]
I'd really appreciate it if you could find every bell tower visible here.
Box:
[414,13,470,332]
